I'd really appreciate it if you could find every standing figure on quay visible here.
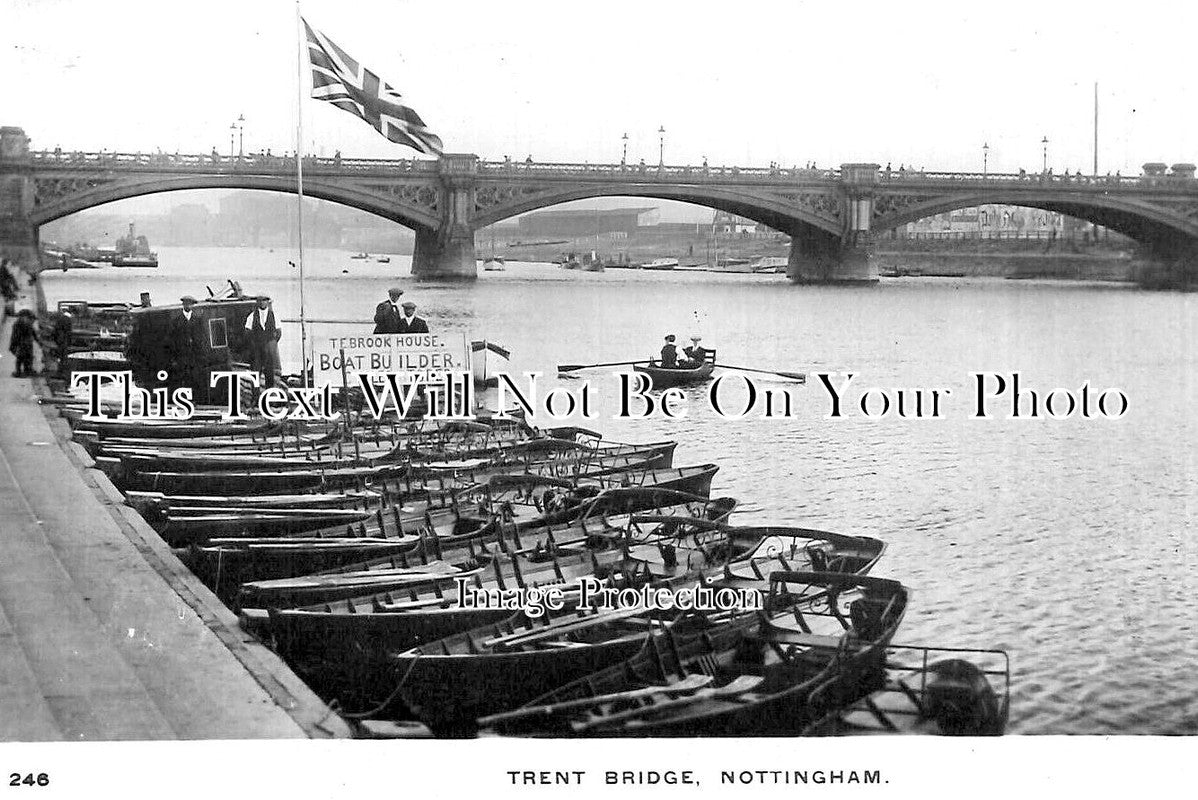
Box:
[396,301,429,333]
[242,294,282,385]
[373,287,406,334]
[169,295,205,389]
[8,309,40,377]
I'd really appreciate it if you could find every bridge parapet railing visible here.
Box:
[24,150,1197,190]
[877,170,1175,189]
[27,150,439,175]
[476,159,840,183]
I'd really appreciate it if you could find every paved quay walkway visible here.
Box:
[0,295,351,740]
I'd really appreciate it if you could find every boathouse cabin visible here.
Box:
[126,292,261,405]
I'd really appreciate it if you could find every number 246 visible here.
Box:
[8,774,49,788]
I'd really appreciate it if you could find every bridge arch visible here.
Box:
[30,173,442,233]
[471,182,843,238]
[872,190,1198,249]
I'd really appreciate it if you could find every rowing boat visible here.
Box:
[236,490,738,608]
[389,528,886,731]
[801,645,1010,736]
[481,572,908,737]
[632,350,717,389]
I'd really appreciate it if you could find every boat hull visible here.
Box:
[633,362,715,389]
[396,638,647,732]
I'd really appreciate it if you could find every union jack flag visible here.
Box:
[303,19,443,156]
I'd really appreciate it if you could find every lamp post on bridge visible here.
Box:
[658,125,665,167]
[237,114,245,158]
[228,123,236,159]
[1041,136,1049,173]
[621,132,628,166]
[983,142,989,176]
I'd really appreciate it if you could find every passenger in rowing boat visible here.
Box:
[659,334,679,368]
[679,336,708,369]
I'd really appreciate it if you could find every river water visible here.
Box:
[39,246,1198,735]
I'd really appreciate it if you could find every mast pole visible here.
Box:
[295,1,310,388]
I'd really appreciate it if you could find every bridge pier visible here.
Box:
[786,230,876,283]
[410,153,479,280]
[0,127,41,275]
[411,227,477,280]
[1135,238,1198,289]
[787,163,879,284]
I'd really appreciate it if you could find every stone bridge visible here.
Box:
[3,125,1198,283]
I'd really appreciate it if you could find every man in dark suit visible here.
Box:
[374,287,404,333]
[243,295,282,384]
[397,301,430,334]
[169,295,206,389]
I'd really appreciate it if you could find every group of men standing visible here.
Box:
[373,287,429,334]
[167,287,428,388]
[169,293,281,388]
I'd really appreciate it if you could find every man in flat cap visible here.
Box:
[396,300,429,334]
[243,294,282,385]
[659,334,679,368]
[169,295,205,389]
[373,287,405,334]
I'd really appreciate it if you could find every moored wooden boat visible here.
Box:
[801,645,1010,736]
[480,571,908,737]
[389,527,886,731]
[236,490,739,608]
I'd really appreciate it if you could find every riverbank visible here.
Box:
[873,250,1137,281]
[0,279,350,741]
[500,231,1141,280]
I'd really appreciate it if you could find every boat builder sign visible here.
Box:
[313,332,466,386]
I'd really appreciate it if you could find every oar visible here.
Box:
[557,360,643,373]
[573,674,765,733]
[717,364,807,382]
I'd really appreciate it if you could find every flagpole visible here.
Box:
[295,1,310,389]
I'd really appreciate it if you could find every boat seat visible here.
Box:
[761,631,844,650]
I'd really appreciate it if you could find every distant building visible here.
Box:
[713,211,760,236]
[518,207,659,237]
[905,205,1071,235]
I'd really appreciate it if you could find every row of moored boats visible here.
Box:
[51,397,1011,737]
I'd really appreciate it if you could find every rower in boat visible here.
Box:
[660,334,679,368]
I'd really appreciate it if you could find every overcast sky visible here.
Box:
[5,0,1196,217]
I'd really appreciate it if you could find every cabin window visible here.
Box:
[209,317,228,349]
